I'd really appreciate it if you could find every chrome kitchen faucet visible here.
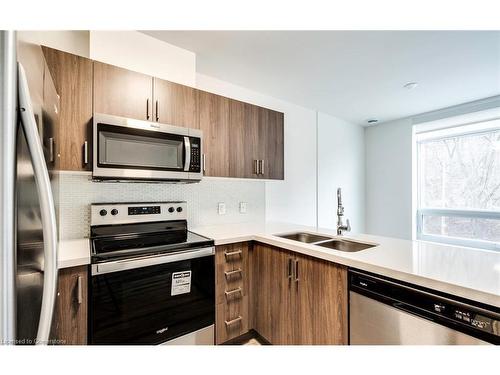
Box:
[336,188,351,235]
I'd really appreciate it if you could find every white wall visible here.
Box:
[89,31,196,86]
[318,112,365,233]
[17,31,90,57]
[196,73,318,226]
[365,118,414,239]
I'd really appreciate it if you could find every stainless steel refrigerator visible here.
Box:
[1,30,59,345]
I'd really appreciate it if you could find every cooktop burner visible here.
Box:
[90,202,213,262]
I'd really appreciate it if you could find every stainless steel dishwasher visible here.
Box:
[349,270,500,345]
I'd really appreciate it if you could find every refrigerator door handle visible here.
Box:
[18,62,58,345]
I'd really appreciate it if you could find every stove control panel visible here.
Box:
[128,206,161,215]
[91,202,187,226]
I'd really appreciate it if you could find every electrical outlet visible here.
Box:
[239,202,248,214]
[218,202,226,215]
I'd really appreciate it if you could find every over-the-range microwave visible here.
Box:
[93,113,202,182]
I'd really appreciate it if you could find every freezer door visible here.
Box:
[15,40,59,345]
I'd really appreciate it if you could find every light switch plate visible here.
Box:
[239,202,248,214]
[218,202,226,215]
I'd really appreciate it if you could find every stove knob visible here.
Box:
[176,207,183,213]
[99,209,107,216]
[111,209,118,216]
[168,207,175,213]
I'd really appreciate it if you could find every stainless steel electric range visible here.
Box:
[88,202,215,345]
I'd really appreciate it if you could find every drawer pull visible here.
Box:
[83,141,89,165]
[225,287,242,298]
[295,259,299,283]
[76,275,83,305]
[287,258,293,279]
[224,250,242,259]
[224,316,242,327]
[224,268,242,278]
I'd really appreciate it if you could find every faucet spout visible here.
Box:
[336,187,351,235]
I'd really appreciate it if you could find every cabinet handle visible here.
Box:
[83,141,89,165]
[76,276,83,305]
[146,98,150,120]
[287,258,293,279]
[224,249,242,259]
[48,137,55,163]
[253,159,258,175]
[295,259,299,283]
[260,159,265,176]
[225,287,242,298]
[224,268,242,278]
[202,153,206,173]
[224,316,242,327]
[155,100,159,122]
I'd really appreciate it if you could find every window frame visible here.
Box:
[415,123,500,251]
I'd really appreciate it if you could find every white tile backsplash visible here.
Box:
[58,172,265,240]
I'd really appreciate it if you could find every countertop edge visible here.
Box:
[204,230,500,309]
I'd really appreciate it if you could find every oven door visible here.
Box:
[92,113,194,181]
[89,247,215,345]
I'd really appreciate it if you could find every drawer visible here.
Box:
[216,295,249,344]
[215,242,249,304]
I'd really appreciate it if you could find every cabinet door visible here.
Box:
[198,91,230,177]
[51,266,88,345]
[153,78,198,128]
[229,100,260,178]
[294,255,348,344]
[260,108,284,180]
[252,243,295,344]
[42,47,92,171]
[93,61,153,121]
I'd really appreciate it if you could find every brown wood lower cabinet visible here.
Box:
[251,243,348,345]
[215,242,250,344]
[294,253,348,344]
[50,266,88,345]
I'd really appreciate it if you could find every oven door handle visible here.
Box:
[183,136,191,172]
[91,246,214,275]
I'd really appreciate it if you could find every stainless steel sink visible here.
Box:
[316,239,376,252]
[276,232,333,243]
[275,231,377,252]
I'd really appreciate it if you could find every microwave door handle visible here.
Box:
[18,63,58,345]
[184,136,191,172]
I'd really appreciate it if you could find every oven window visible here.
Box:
[98,124,184,170]
[89,255,215,345]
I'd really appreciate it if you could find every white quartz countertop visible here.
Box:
[58,238,90,269]
[56,221,500,308]
[191,221,500,308]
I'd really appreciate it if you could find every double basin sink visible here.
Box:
[276,232,376,252]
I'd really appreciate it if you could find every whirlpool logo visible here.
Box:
[156,327,169,334]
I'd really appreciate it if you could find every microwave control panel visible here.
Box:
[189,137,201,173]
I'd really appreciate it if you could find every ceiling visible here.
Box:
[142,31,500,126]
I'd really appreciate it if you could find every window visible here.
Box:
[416,119,500,250]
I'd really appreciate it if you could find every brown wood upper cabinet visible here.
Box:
[153,78,199,128]
[50,266,88,345]
[42,46,92,171]
[93,61,154,121]
[252,243,348,345]
[260,108,284,180]
[228,99,284,180]
[45,50,283,178]
[198,90,230,177]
